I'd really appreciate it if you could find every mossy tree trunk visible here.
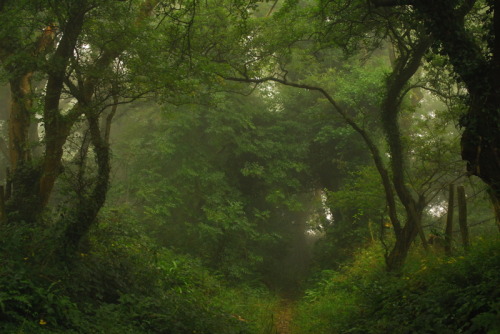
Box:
[381,34,431,271]
[372,0,500,225]
[0,0,159,253]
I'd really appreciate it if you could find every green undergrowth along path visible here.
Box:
[0,221,278,334]
[293,238,500,334]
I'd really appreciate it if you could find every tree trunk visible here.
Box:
[372,0,500,224]
[457,185,470,250]
[411,1,500,214]
[38,120,73,208]
[8,74,33,170]
[64,108,112,251]
[0,186,6,224]
[382,36,431,270]
[5,167,11,200]
[29,120,42,159]
[5,75,46,223]
[445,184,454,256]
[385,217,419,272]
[487,187,500,233]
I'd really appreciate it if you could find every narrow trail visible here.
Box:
[273,299,295,334]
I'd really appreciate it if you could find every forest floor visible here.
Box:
[273,299,295,334]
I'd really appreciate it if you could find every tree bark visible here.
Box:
[445,184,454,256]
[62,1,159,250]
[381,36,431,270]
[385,217,419,271]
[371,0,500,219]
[8,74,33,170]
[5,167,11,200]
[39,4,87,209]
[0,22,57,221]
[457,185,470,250]
[487,187,500,232]
[0,186,5,224]
[65,109,111,251]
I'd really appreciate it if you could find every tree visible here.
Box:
[108,90,320,284]
[0,0,265,251]
[221,0,472,270]
[371,0,500,225]
[0,0,157,225]
[0,0,246,256]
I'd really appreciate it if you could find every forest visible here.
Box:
[0,0,499,333]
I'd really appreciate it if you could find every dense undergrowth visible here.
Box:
[294,237,500,334]
[2,206,499,334]
[0,212,277,334]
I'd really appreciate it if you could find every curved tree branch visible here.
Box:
[224,74,403,235]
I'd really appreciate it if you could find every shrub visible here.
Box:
[294,238,500,334]
[0,210,269,333]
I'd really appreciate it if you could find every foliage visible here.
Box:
[293,243,386,333]
[294,237,500,333]
[326,166,386,224]
[0,210,273,333]
[108,91,319,287]
[0,0,498,332]
[312,166,386,269]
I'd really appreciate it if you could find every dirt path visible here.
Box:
[273,299,295,334]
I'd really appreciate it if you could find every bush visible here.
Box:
[294,238,500,334]
[292,244,386,333]
[0,210,270,333]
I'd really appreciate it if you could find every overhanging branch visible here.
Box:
[224,74,403,234]
[225,76,345,114]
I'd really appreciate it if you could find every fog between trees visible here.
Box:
[0,1,498,333]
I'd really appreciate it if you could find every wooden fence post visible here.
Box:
[0,185,6,224]
[445,184,454,256]
[6,167,11,200]
[457,185,470,251]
